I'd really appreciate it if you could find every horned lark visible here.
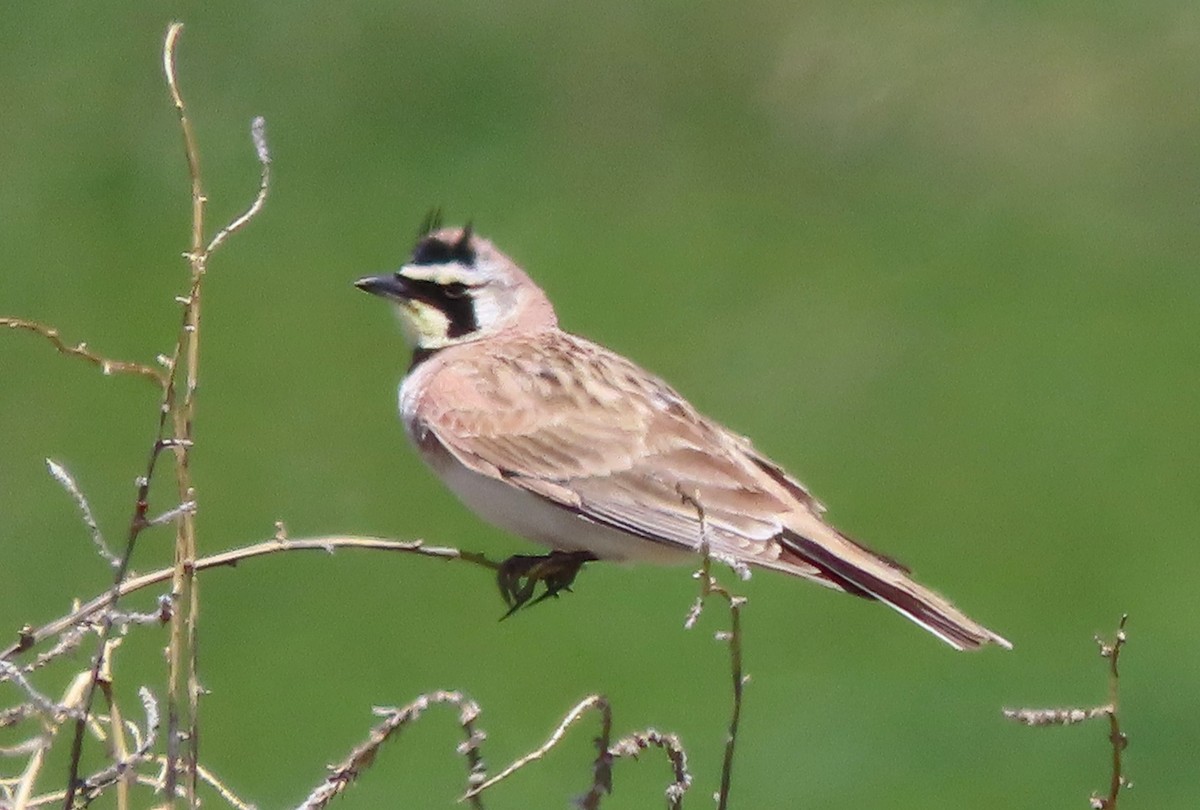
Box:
[356,215,1010,650]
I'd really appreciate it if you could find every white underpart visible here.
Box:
[433,455,694,563]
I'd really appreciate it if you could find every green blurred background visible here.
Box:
[2,2,1197,807]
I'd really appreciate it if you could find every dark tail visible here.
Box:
[780,521,1011,651]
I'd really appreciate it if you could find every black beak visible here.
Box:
[354,274,408,300]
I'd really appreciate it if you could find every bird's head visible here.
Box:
[356,215,557,351]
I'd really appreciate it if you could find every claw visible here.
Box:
[497,551,597,618]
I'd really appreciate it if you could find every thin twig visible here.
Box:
[13,672,92,810]
[21,625,87,675]
[78,688,160,804]
[0,705,35,730]
[1002,706,1111,727]
[89,647,141,810]
[144,501,197,528]
[1003,615,1130,810]
[0,318,166,387]
[3,536,500,662]
[1095,615,1129,810]
[13,770,197,810]
[0,662,81,722]
[608,729,692,810]
[455,699,489,808]
[44,461,118,570]
[679,488,747,810]
[6,25,268,808]
[690,551,746,810]
[161,32,272,809]
[163,21,205,805]
[0,739,48,759]
[461,694,612,806]
[294,691,484,810]
[194,761,256,810]
[205,117,271,256]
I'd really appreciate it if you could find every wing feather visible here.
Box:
[413,331,817,572]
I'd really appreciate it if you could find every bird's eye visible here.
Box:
[443,282,470,299]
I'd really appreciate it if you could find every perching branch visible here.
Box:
[2,536,500,663]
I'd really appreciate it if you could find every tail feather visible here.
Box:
[780,525,1011,651]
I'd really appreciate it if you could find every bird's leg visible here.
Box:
[497,550,598,617]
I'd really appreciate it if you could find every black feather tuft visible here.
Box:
[410,218,478,267]
[456,220,474,251]
[417,207,444,239]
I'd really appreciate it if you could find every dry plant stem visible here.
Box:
[94,646,129,810]
[461,694,612,807]
[0,663,78,721]
[44,462,118,571]
[56,23,271,809]
[1,706,34,730]
[163,21,205,806]
[1096,615,1129,810]
[12,764,246,810]
[77,689,160,804]
[608,730,691,810]
[295,691,485,810]
[691,551,745,810]
[162,21,270,806]
[193,761,257,810]
[0,319,166,387]
[1002,615,1129,810]
[3,536,499,662]
[13,672,92,810]
[680,495,746,810]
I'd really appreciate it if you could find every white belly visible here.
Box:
[429,447,692,565]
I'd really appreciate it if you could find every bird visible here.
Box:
[355,213,1011,651]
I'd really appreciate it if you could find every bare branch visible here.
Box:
[294,691,484,810]
[77,688,160,803]
[3,536,499,662]
[462,694,612,806]
[163,21,204,258]
[21,625,87,675]
[144,501,197,528]
[205,117,271,256]
[4,22,268,810]
[609,729,691,810]
[194,761,257,810]
[1002,706,1111,727]
[1004,615,1130,809]
[0,705,35,730]
[0,662,82,722]
[679,488,747,810]
[11,670,92,810]
[0,318,165,386]
[0,738,48,759]
[45,460,118,570]
[1094,615,1130,809]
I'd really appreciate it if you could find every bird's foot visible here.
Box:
[497,550,598,618]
